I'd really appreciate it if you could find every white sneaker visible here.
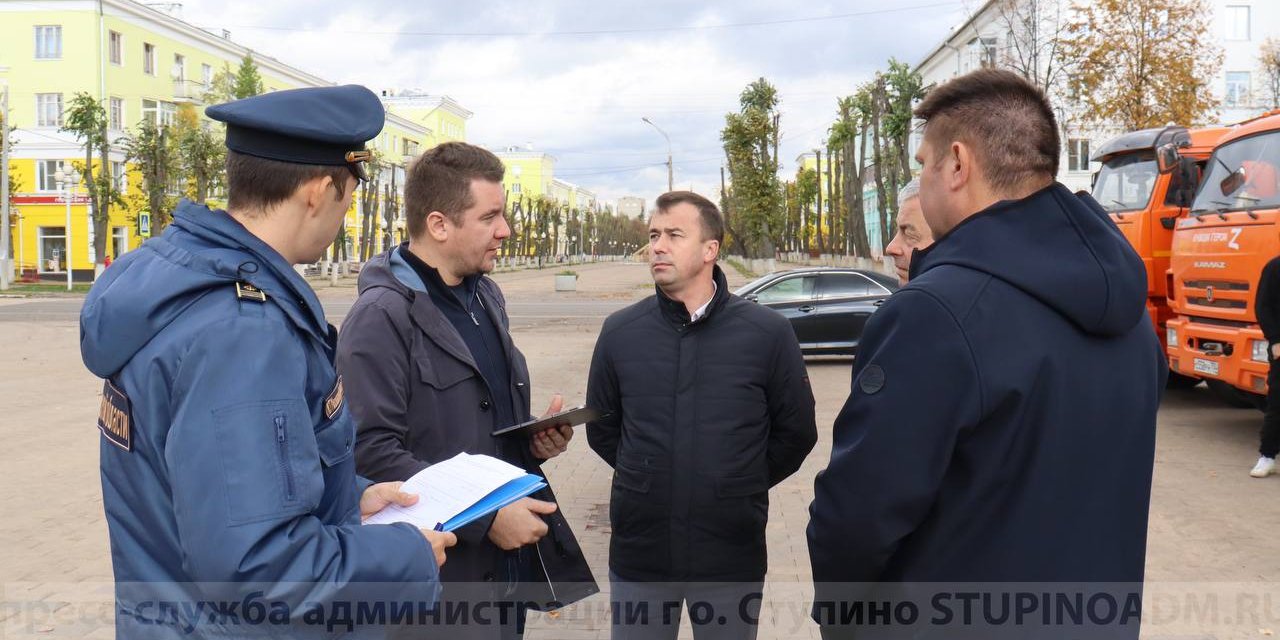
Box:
[1250,456,1276,478]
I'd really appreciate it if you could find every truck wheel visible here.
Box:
[1166,371,1201,390]
[1205,379,1261,410]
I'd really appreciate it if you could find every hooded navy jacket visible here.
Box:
[807,184,1166,638]
[80,201,440,638]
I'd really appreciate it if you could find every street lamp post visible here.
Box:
[641,117,673,192]
[55,168,80,291]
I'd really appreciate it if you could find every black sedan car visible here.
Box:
[734,267,899,355]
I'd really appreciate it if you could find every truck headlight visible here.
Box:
[1251,339,1270,363]
[1167,327,1178,348]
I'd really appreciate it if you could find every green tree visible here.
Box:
[878,59,927,247]
[721,78,784,259]
[201,62,238,105]
[61,93,124,274]
[795,166,819,253]
[233,54,264,99]
[1062,0,1222,129]
[124,119,179,234]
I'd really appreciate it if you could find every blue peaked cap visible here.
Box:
[205,84,385,166]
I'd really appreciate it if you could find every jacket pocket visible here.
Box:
[612,463,653,494]
[715,473,768,498]
[416,355,475,390]
[315,410,355,468]
[212,399,318,526]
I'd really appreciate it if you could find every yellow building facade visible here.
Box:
[1,0,450,281]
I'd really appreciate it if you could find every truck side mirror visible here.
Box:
[1220,167,1247,197]
[1156,143,1179,175]
[1164,157,1199,209]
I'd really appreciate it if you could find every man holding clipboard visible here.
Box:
[337,143,598,639]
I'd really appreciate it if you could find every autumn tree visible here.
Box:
[1262,37,1280,110]
[721,78,784,259]
[61,93,124,275]
[172,104,224,204]
[1062,0,1222,129]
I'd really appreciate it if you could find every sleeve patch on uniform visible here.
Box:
[98,380,133,451]
[325,376,345,420]
[859,364,886,395]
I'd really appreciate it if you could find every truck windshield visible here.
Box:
[1092,151,1158,212]
[1192,131,1280,215]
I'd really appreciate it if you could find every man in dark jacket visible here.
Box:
[337,142,598,639]
[807,69,1166,639]
[586,191,818,640]
[1251,255,1280,477]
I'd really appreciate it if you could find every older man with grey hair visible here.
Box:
[883,178,934,285]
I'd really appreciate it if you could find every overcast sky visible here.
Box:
[175,0,975,206]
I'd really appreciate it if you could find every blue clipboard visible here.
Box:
[434,474,547,532]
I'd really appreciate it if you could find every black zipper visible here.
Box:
[275,413,295,501]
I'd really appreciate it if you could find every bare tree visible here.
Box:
[994,0,1074,92]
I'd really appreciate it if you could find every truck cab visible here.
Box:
[1167,111,1280,408]
[1092,125,1229,386]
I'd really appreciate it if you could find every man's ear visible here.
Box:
[301,175,333,218]
[704,239,720,264]
[949,141,974,192]
[425,211,450,242]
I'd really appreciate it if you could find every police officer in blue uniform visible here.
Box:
[80,85,455,639]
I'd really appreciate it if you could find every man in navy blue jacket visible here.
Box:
[807,69,1166,639]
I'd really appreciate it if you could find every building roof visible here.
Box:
[913,0,997,74]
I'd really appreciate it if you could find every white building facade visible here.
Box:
[914,0,1280,193]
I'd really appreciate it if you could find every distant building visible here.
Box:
[617,196,645,219]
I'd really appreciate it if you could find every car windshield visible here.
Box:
[1091,151,1158,212]
[1192,131,1280,215]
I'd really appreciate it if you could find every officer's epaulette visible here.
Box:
[235,281,268,303]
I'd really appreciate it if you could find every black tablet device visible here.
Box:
[491,406,607,437]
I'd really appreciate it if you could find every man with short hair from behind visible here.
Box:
[807,68,1165,639]
[882,178,934,286]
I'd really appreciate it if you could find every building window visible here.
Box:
[143,43,156,75]
[38,227,68,274]
[36,93,63,127]
[109,30,123,65]
[1224,5,1251,41]
[109,97,125,131]
[1068,138,1091,172]
[964,37,998,72]
[110,161,127,194]
[511,183,522,194]
[172,53,185,83]
[111,226,129,259]
[201,63,212,87]
[1226,71,1251,107]
[141,98,175,126]
[36,160,65,192]
[35,25,62,59]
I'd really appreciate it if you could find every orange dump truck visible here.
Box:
[1092,124,1230,388]
[1166,110,1280,408]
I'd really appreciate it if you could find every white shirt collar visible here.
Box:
[690,281,718,322]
